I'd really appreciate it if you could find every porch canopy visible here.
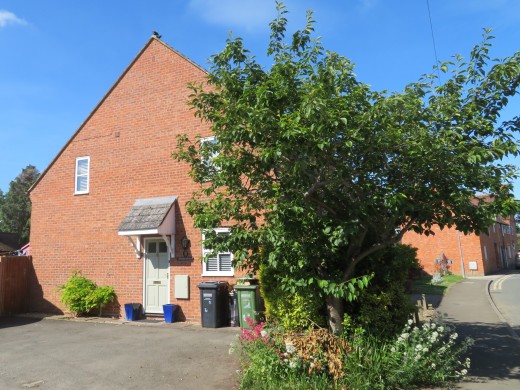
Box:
[118,196,177,258]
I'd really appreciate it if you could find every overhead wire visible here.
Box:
[426,0,441,85]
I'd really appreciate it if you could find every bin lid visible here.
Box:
[198,281,229,289]
[233,284,260,290]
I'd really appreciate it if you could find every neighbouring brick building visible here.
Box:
[28,36,246,321]
[402,214,517,276]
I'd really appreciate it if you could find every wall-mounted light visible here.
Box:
[180,236,190,258]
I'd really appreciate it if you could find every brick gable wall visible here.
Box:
[29,39,245,321]
[402,216,517,276]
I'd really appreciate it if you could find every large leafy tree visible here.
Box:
[0,165,40,245]
[175,4,520,334]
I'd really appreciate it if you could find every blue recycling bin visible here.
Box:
[124,303,141,321]
[163,304,179,323]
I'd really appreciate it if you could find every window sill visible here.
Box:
[201,271,234,277]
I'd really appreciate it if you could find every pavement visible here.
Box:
[0,314,241,390]
[435,273,520,389]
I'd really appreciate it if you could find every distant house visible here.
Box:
[28,36,246,320]
[0,232,19,255]
[402,214,517,276]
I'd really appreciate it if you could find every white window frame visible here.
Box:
[201,227,234,277]
[200,136,220,166]
[74,156,90,195]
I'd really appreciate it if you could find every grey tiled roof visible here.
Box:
[118,196,177,232]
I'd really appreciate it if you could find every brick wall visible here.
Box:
[402,216,517,276]
[29,38,245,321]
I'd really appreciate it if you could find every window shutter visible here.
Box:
[219,253,232,271]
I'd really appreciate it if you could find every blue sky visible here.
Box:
[0,0,519,197]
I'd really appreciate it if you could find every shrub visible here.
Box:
[234,319,351,389]
[234,317,472,389]
[259,264,326,331]
[385,318,473,388]
[345,244,419,339]
[59,271,116,316]
[342,318,472,389]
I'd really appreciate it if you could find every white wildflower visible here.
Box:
[461,369,468,376]
[431,363,436,369]
[416,344,423,351]
[285,342,296,354]
[438,326,444,333]
[260,330,268,338]
[408,319,414,325]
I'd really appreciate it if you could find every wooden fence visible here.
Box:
[0,256,32,316]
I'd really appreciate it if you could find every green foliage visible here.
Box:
[235,321,350,389]
[59,271,116,316]
[381,318,472,389]
[174,1,520,333]
[234,318,471,389]
[0,165,40,245]
[260,264,326,330]
[344,244,419,339]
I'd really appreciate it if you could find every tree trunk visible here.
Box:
[326,294,344,335]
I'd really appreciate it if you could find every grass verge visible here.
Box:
[411,274,463,295]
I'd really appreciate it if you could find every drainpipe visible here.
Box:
[457,231,466,278]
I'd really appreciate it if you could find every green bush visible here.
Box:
[59,271,116,316]
[345,244,419,339]
[233,319,348,389]
[234,318,472,389]
[343,318,472,389]
[259,264,326,331]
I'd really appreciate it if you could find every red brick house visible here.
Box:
[28,36,245,321]
[402,215,517,276]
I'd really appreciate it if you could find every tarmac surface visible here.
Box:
[0,315,241,390]
[2,273,520,389]
[435,273,520,389]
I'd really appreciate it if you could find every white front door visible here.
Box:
[144,239,170,313]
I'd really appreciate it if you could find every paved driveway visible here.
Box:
[0,316,240,389]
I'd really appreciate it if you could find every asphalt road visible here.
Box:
[0,316,240,390]
[437,274,520,389]
[490,273,520,334]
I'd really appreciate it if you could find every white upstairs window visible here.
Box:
[202,228,234,277]
[75,156,90,194]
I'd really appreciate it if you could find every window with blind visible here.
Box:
[202,228,234,276]
[75,156,90,194]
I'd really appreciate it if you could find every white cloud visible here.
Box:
[0,10,27,28]
[187,0,276,31]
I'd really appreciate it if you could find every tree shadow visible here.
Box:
[446,320,520,382]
